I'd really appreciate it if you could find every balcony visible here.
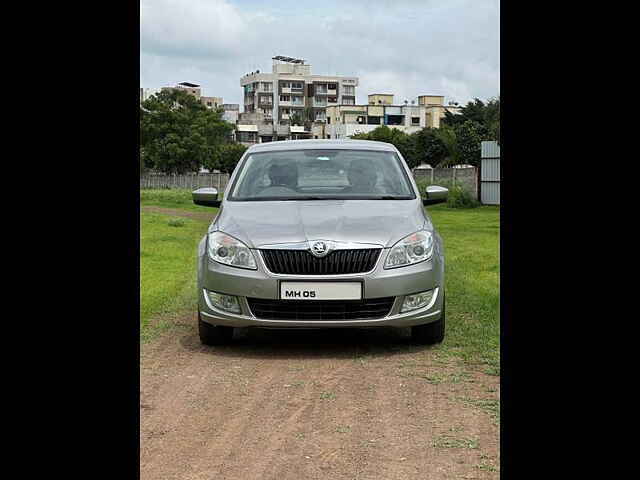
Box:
[280,87,292,94]
[313,99,327,107]
[276,124,290,135]
[258,124,274,135]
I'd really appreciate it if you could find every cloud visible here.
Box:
[141,0,499,105]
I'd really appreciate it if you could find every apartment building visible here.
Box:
[321,94,461,139]
[221,104,240,124]
[201,96,223,109]
[157,82,223,110]
[418,95,461,128]
[237,56,359,145]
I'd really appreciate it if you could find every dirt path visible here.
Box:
[141,316,500,479]
[141,206,214,223]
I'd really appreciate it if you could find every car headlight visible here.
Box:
[384,230,434,269]
[208,231,257,270]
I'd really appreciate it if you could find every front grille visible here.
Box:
[261,249,381,275]
[247,297,395,321]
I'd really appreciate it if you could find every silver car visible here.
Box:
[193,139,448,345]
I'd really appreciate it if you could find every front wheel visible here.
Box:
[198,312,234,345]
[411,293,445,344]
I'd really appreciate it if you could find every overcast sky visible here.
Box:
[141,0,499,106]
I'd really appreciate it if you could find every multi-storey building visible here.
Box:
[237,56,359,145]
[157,82,223,110]
[417,95,461,128]
[221,104,239,124]
[321,94,461,139]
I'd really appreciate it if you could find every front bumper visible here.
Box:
[198,246,444,328]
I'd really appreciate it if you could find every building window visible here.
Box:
[281,82,291,88]
[343,86,355,95]
[238,132,257,143]
[343,98,355,105]
[280,95,290,102]
[207,102,212,106]
[412,117,420,125]
[291,82,303,89]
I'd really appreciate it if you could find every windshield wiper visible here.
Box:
[373,195,413,200]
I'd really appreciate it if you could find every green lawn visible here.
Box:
[140,190,499,372]
[140,188,218,212]
[427,204,500,372]
[140,211,213,340]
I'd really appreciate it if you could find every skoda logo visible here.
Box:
[310,241,330,258]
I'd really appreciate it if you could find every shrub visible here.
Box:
[167,218,185,227]
[414,178,479,209]
[446,184,480,209]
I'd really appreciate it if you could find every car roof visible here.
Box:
[245,139,398,153]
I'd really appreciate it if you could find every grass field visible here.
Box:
[428,203,500,373]
[140,211,213,341]
[139,190,499,372]
[141,189,217,213]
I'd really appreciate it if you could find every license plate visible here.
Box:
[280,282,362,300]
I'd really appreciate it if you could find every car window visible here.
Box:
[230,149,415,201]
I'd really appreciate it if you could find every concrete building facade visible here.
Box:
[237,56,359,145]
[157,82,223,110]
[221,104,240,124]
[321,94,461,139]
[418,95,461,128]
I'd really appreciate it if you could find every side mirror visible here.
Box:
[422,185,448,206]
[192,187,221,207]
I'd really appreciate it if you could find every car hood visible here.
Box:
[214,200,430,248]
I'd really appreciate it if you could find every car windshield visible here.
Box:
[229,149,415,201]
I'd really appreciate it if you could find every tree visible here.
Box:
[207,143,248,174]
[411,127,448,167]
[290,112,303,126]
[434,126,460,167]
[443,96,500,144]
[140,89,235,174]
[454,120,484,167]
[290,106,314,129]
[351,125,419,168]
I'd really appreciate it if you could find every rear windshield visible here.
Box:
[228,149,416,201]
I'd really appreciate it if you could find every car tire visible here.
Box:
[411,292,445,344]
[198,312,234,345]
